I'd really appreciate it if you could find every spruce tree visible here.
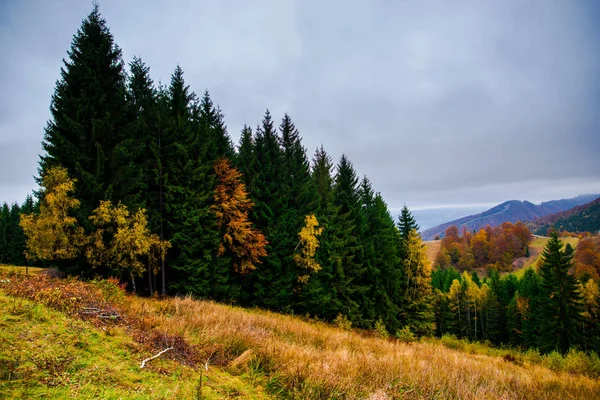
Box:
[279,115,319,307]
[199,91,234,161]
[40,4,128,230]
[119,56,158,211]
[121,56,163,293]
[296,146,339,318]
[398,205,419,242]
[246,110,288,309]
[519,268,542,348]
[330,155,366,325]
[236,125,255,186]
[163,67,228,299]
[357,177,378,325]
[538,232,584,354]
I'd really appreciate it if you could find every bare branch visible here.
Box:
[140,347,173,368]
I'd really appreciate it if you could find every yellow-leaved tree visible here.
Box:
[20,166,85,271]
[402,229,435,336]
[294,214,324,283]
[86,200,169,292]
[212,158,267,274]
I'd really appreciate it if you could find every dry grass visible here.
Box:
[1,271,599,399]
[125,295,600,399]
[423,240,441,265]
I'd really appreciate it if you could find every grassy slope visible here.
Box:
[514,236,579,278]
[0,274,271,399]
[423,240,441,265]
[1,269,600,399]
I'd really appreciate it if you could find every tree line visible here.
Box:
[0,196,34,266]
[432,232,600,354]
[8,5,433,337]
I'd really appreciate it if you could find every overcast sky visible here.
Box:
[1,0,599,211]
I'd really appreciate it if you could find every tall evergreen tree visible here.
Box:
[519,268,542,348]
[312,145,334,211]
[329,155,366,325]
[199,91,234,161]
[296,146,339,318]
[236,125,255,186]
[246,110,288,309]
[538,232,584,354]
[40,4,128,230]
[397,205,419,239]
[120,56,163,293]
[360,182,403,331]
[279,115,319,305]
[163,67,229,299]
[119,56,158,212]
[397,204,419,259]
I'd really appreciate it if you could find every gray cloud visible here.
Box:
[1,0,599,209]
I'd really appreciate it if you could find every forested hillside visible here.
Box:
[533,197,600,235]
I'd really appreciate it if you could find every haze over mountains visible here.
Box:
[420,194,599,241]
[411,205,491,231]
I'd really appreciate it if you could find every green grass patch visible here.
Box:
[515,236,579,278]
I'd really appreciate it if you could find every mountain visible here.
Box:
[410,205,491,231]
[532,196,600,235]
[420,194,599,241]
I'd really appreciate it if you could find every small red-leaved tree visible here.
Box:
[212,158,267,274]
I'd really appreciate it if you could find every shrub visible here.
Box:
[333,314,352,331]
[374,319,389,339]
[543,351,564,371]
[439,334,463,350]
[395,326,416,343]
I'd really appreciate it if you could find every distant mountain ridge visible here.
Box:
[420,194,599,241]
[531,196,600,235]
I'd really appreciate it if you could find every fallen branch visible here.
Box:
[80,307,120,319]
[140,347,173,369]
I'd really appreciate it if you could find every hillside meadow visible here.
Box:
[1,268,599,399]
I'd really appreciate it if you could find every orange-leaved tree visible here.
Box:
[212,158,267,274]
[294,214,324,283]
[20,166,85,270]
[86,200,169,291]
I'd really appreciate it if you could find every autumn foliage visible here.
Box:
[86,200,169,288]
[19,166,85,263]
[435,221,532,271]
[574,237,600,281]
[294,214,324,283]
[20,167,169,285]
[212,158,267,274]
